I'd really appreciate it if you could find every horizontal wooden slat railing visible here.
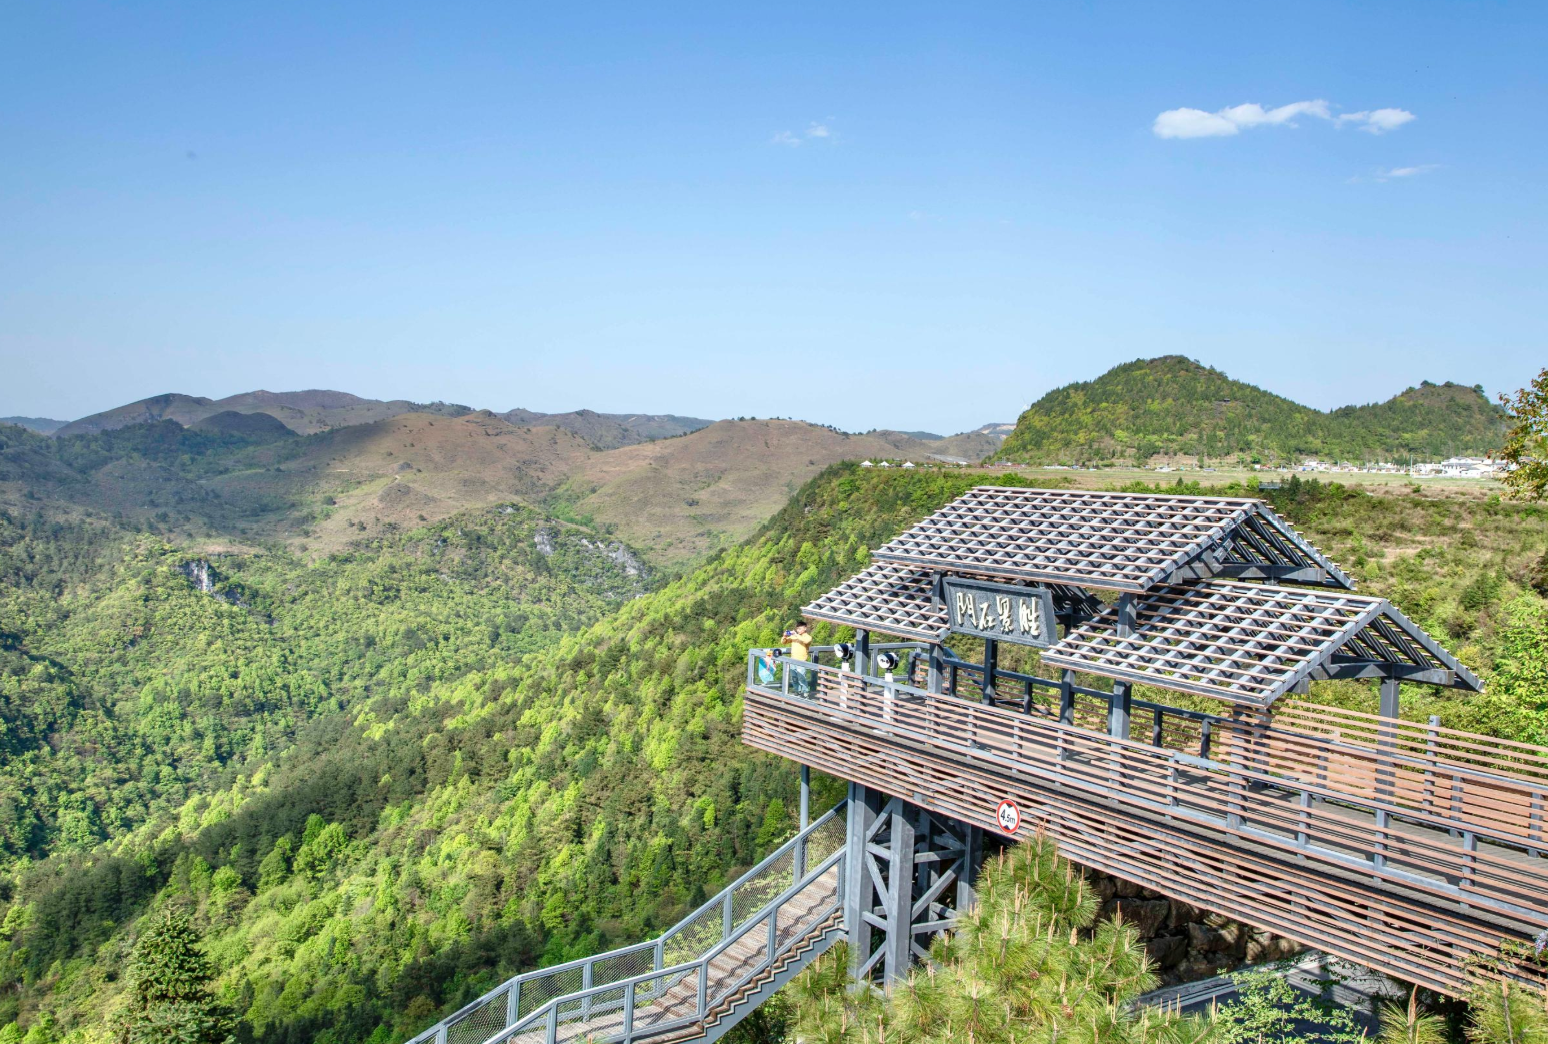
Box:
[745,653,1548,995]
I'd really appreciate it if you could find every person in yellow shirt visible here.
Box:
[784,623,814,694]
[785,623,813,661]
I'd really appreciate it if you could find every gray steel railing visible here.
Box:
[405,803,847,1044]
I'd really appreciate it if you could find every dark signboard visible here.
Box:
[941,577,1057,648]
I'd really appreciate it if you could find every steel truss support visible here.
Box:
[844,783,981,987]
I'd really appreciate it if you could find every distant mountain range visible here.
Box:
[497,408,713,450]
[13,387,1006,462]
[998,356,1507,465]
[0,406,1000,563]
[0,358,1509,566]
[0,416,67,435]
[52,390,474,439]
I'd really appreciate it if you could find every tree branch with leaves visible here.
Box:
[1499,369,1548,501]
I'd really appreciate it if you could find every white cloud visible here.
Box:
[1338,108,1416,134]
[1154,100,1415,139]
[1153,99,1331,138]
[1377,163,1438,180]
[770,120,837,147]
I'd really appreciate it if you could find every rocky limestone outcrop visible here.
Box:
[1084,870,1301,985]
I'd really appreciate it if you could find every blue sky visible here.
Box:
[2,1,1544,433]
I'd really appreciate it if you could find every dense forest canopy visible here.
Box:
[997,356,1508,465]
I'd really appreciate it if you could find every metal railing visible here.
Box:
[406,804,847,1044]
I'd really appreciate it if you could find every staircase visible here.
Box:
[406,806,849,1044]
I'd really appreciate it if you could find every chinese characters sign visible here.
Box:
[941,577,1057,648]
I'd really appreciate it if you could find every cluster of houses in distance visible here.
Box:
[1284,456,1505,478]
[858,456,1506,478]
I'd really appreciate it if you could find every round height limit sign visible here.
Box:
[995,799,1021,835]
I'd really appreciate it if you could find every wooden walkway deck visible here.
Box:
[744,668,1548,996]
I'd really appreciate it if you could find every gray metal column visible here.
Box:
[1379,676,1401,719]
[1109,681,1132,740]
[855,629,871,677]
[1376,676,1401,799]
[927,644,944,694]
[844,789,982,989]
[879,800,918,982]
[981,638,998,705]
[844,782,881,984]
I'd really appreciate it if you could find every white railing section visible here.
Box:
[406,804,848,1044]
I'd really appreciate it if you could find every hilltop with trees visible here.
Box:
[996,356,1507,466]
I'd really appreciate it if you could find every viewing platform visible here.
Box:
[743,486,1548,996]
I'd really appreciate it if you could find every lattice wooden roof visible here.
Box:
[1040,579,1481,707]
[873,487,1350,593]
[803,563,949,642]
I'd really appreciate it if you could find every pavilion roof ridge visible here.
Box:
[872,485,1350,593]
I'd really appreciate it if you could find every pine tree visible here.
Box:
[113,910,234,1044]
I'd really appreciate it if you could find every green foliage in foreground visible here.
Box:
[784,835,1213,1044]
[1499,366,1548,502]
[113,911,234,1044]
[780,837,1536,1044]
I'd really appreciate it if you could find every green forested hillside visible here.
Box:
[0,465,1544,1044]
[998,356,1506,465]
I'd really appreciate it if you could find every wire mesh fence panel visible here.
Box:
[550,983,627,1044]
[589,945,658,993]
[808,816,846,863]
[515,966,585,1021]
[446,989,513,1044]
[730,846,795,926]
[661,900,723,968]
[628,971,700,1032]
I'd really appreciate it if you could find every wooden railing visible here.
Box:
[744,653,1548,995]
